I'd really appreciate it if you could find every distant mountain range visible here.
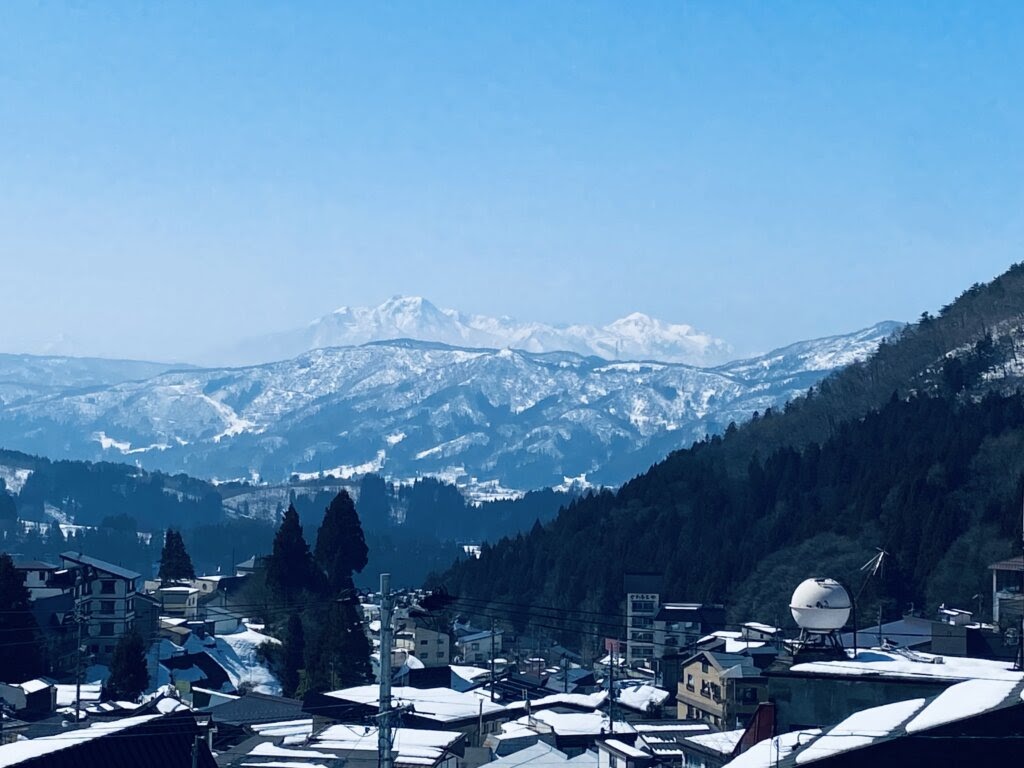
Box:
[0,321,901,494]
[214,296,734,367]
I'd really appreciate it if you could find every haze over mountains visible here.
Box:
[214,296,735,367]
[0,319,900,494]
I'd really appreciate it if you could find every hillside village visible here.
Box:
[0,516,1021,767]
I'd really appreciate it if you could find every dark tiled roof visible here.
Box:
[161,652,231,692]
[204,691,304,726]
[12,560,58,570]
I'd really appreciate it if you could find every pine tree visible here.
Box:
[314,491,369,594]
[266,504,316,604]
[0,553,42,683]
[280,612,305,697]
[158,529,196,582]
[105,628,148,701]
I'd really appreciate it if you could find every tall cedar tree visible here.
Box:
[314,491,369,593]
[280,612,305,697]
[158,529,196,582]
[266,504,317,604]
[0,553,42,682]
[105,628,148,701]
[305,584,372,691]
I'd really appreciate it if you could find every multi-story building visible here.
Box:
[624,573,662,668]
[398,622,451,668]
[12,560,64,601]
[59,551,139,663]
[990,555,1023,630]
[455,628,502,665]
[676,650,766,730]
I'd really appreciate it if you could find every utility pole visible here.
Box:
[191,734,200,768]
[876,604,883,648]
[1015,494,1024,672]
[607,641,616,733]
[73,592,88,726]
[379,573,394,768]
[489,619,496,702]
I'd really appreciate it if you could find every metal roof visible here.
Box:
[60,551,140,581]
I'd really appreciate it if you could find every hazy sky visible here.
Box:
[2,2,1023,362]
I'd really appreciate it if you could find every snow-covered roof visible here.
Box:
[789,649,1024,683]
[602,739,649,759]
[251,718,314,738]
[616,684,670,713]
[684,729,745,755]
[503,690,608,713]
[247,743,336,759]
[325,686,504,723]
[314,725,462,766]
[742,622,780,634]
[906,678,1020,734]
[450,664,490,681]
[724,729,822,768]
[19,679,51,694]
[514,710,635,737]
[794,698,926,764]
[0,714,160,767]
[723,677,1024,766]
[55,683,102,707]
[457,628,502,644]
[634,723,710,733]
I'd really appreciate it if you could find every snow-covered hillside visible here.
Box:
[0,322,900,492]
[215,296,734,367]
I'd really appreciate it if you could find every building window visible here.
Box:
[630,616,653,628]
[686,674,694,691]
[701,660,709,674]
[100,581,116,594]
[421,639,429,645]
[104,645,114,654]
[100,601,115,613]
[631,601,655,613]
[127,599,134,611]
[99,622,115,636]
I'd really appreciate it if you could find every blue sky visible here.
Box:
[1,2,1022,361]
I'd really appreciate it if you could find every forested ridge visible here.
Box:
[438,263,1024,632]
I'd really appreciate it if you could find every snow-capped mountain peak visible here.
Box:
[217,297,732,367]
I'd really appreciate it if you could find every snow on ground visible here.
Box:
[0,466,32,495]
[208,626,282,695]
[292,450,386,481]
[180,625,282,695]
[794,698,926,764]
